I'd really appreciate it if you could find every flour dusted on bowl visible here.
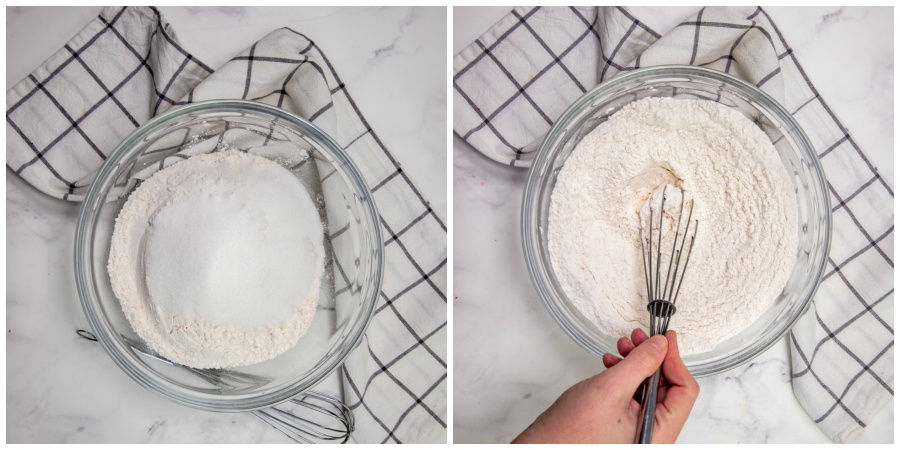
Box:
[548,97,798,355]
[108,150,325,369]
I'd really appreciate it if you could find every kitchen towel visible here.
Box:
[453,6,892,443]
[7,6,447,444]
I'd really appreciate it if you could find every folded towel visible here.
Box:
[453,6,892,443]
[7,6,446,444]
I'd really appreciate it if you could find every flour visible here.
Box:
[108,150,325,369]
[548,97,797,355]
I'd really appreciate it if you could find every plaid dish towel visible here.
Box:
[454,6,892,443]
[7,6,446,444]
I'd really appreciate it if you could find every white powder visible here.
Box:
[108,150,325,368]
[548,97,797,355]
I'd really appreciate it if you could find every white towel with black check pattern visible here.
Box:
[7,6,446,444]
[454,6,892,443]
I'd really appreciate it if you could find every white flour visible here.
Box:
[548,97,797,355]
[108,150,325,368]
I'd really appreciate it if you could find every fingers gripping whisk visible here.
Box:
[634,185,698,444]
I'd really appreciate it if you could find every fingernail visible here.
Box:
[648,335,667,353]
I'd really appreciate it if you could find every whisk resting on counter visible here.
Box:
[635,186,698,444]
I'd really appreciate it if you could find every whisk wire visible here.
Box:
[666,223,697,333]
[639,222,652,312]
[661,194,685,302]
[654,186,666,301]
[670,208,697,307]
[646,203,654,302]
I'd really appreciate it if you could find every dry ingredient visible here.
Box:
[548,97,797,354]
[108,150,325,368]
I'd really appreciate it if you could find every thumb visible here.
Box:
[603,334,668,396]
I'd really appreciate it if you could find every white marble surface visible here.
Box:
[453,6,893,444]
[6,6,446,444]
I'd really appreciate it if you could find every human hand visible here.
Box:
[512,329,699,444]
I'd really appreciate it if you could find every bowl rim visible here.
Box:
[521,64,832,377]
[74,99,384,411]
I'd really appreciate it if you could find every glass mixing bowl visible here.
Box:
[75,100,383,411]
[522,65,831,377]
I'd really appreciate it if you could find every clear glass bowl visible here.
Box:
[75,100,383,411]
[522,65,832,377]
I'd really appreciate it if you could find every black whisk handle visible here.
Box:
[635,367,662,444]
[647,299,676,318]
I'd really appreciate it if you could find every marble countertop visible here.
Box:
[6,6,446,444]
[452,6,893,444]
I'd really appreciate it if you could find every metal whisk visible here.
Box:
[634,185,698,444]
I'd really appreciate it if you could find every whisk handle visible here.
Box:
[635,367,662,444]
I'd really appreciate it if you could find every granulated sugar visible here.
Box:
[108,150,325,368]
[548,97,797,355]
